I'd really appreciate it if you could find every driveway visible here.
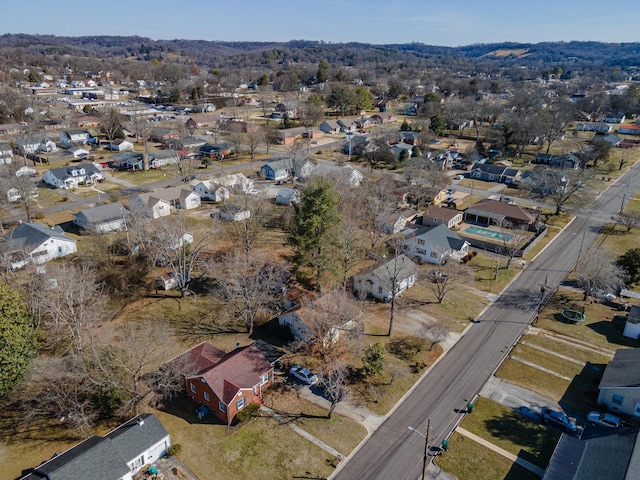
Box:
[142,456,200,480]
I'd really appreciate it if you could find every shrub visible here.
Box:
[167,443,182,457]
[235,402,260,423]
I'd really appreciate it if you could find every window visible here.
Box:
[612,394,624,406]
[190,383,196,394]
[378,286,383,294]
[430,252,438,258]
[417,248,426,255]
[203,391,210,402]
[236,397,246,410]
[260,372,269,385]
[219,401,226,413]
[418,239,425,246]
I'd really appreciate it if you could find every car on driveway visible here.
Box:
[541,407,578,432]
[290,366,318,385]
[587,411,620,428]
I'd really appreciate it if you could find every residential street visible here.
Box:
[332,162,640,480]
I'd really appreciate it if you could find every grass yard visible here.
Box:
[156,397,338,480]
[509,343,587,380]
[436,432,540,480]
[468,252,521,294]
[457,397,559,469]
[521,333,611,364]
[110,168,177,185]
[497,360,570,403]
[535,287,639,352]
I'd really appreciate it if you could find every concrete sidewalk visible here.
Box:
[456,427,545,477]
[260,405,345,459]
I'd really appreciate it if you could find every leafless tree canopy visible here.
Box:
[575,247,627,300]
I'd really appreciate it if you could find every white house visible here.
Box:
[67,146,91,158]
[105,139,134,151]
[1,179,38,203]
[597,348,640,418]
[2,222,77,270]
[17,137,57,154]
[353,254,418,301]
[309,163,364,187]
[15,166,37,177]
[219,203,251,222]
[201,173,254,194]
[623,306,640,340]
[401,224,470,265]
[128,193,172,219]
[59,129,90,147]
[43,163,104,189]
[0,143,13,164]
[421,206,464,229]
[73,202,127,233]
[149,150,179,168]
[275,187,300,206]
[150,186,201,210]
[19,414,170,480]
[375,209,418,234]
[192,179,230,202]
[278,291,359,344]
[260,159,291,181]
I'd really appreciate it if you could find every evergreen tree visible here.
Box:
[289,177,341,288]
[0,282,38,396]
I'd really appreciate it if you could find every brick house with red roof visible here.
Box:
[170,342,273,425]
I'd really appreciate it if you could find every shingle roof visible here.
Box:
[465,198,536,223]
[74,202,125,224]
[359,254,418,284]
[46,163,101,181]
[405,224,468,251]
[544,429,640,480]
[599,348,640,388]
[3,222,76,251]
[423,206,462,222]
[21,414,168,480]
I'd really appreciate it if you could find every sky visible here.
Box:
[2,0,639,47]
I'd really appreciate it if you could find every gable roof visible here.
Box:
[357,254,418,283]
[404,224,468,251]
[21,414,168,480]
[423,206,462,222]
[263,159,291,172]
[465,198,537,224]
[174,342,272,405]
[544,429,640,480]
[599,348,640,389]
[74,202,125,224]
[3,222,76,251]
[46,163,101,181]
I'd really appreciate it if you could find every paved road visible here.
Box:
[332,162,640,480]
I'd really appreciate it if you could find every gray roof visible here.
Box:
[263,159,291,172]
[3,222,76,251]
[22,414,168,480]
[47,163,101,181]
[276,187,297,199]
[544,429,640,480]
[405,224,468,251]
[599,348,640,388]
[357,254,418,284]
[74,202,125,224]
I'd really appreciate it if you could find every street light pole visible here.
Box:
[408,417,431,480]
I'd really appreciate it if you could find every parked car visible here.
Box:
[587,411,620,428]
[289,366,318,385]
[426,270,448,283]
[447,188,456,194]
[590,290,617,302]
[541,407,578,432]
[455,174,465,180]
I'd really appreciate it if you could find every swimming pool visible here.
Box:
[464,225,514,242]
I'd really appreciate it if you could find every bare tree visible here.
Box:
[0,162,39,221]
[33,263,113,353]
[404,156,450,208]
[575,247,627,301]
[245,126,262,160]
[213,252,289,334]
[225,122,244,160]
[127,210,214,298]
[321,358,348,420]
[99,106,124,143]
[522,168,588,215]
[417,322,448,351]
[427,260,472,303]
[222,192,269,258]
[617,211,640,233]
[127,114,153,170]
[616,148,633,171]
[301,289,362,359]
[261,124,279,154]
